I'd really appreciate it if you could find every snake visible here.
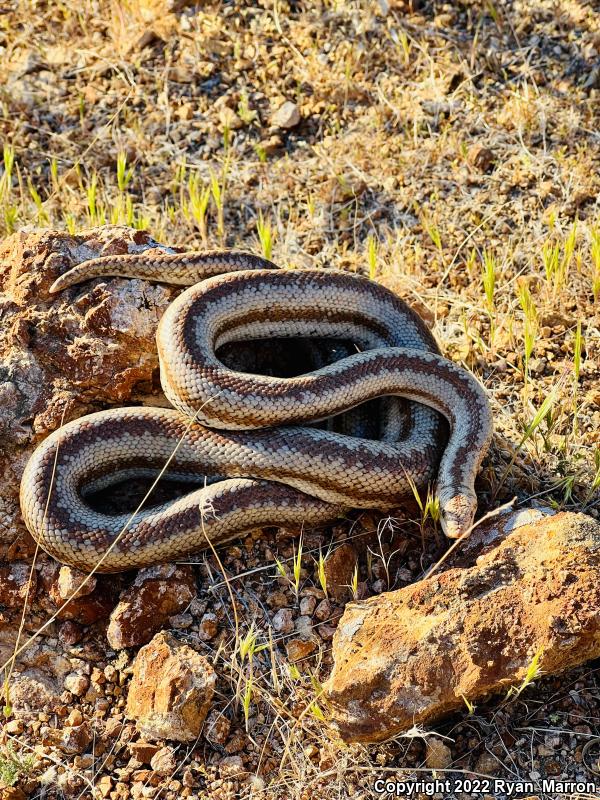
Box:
[19,250,493,572]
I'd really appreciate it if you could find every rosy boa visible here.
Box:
[20,251,492,572]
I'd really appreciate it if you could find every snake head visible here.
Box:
[440,492,477,539]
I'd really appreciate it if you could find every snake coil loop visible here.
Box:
[20,251,492,572]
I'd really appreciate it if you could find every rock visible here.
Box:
[150,746,176,775]
[126,630,215,742]
[169,612,193,629]
[443,504,555,568]
[107,564,196,649]
[42,563,116,625]
[272,608,294,633]
[299,596,316,616]
[129,741,160,764]
[379,0,423,11]
[325,511,600,742]
[74,754,95,771]
[294,615,313,637]
[1,635,71,686]
[204,709,231,745]
[9,669,62,713]
[266,591,288,609]
[323,543,357,601]
[0,562,35,608]
[219,755,245,778]
[256,135,283,156]
[58,620,84,646]
[467,143,495,171]
[527,357,547,376]
[57,566,96,599]
[304,744,319,759]
[270,101,301,129]
[66,709,83,727]
[64,673,89,697]
[95,775,113,798]
[4,719,23,735]
[218,106,243,130]
[583,66,600,90]
[421,99,458,119]
[167,64,195,83]
[314,598,331,621]
[61,722,92,754]
[317,623,337,640]
[182,768,195,787]
[223,728,247,754]
[101,720,122,742]
[425,737,452,769]
[0,226,176,551]
[176,102,194,121]
[9,49,44,78]
[197,612,218,641]
[0,788,26,800]
[286,638,317,663]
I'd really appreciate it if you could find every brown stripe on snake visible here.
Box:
[176,270,441,354]
[25,406,441,513]
[210,308,399,351]
[158,270,447,427]
[162,342,479,433]
[20,251,493,572]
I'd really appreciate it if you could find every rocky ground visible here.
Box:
[0,0,599,798]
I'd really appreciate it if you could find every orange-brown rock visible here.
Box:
[40,562,117,626]
[286,637,318,663]
[126,630,215,742]
[107,563,196,649]
[467,143,495,171]
[0,787,27,800]
[128,741,161,764]
[0,226,177,552]
[325,510,600,742]
[322,543,358,602]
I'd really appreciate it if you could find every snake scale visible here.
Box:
[20,250,493,572]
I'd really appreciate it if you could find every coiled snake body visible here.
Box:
[20,251,493,572]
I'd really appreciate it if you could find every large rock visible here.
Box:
[107,563,196,649]
[325,509,600,742]
[126,630,215,742]
[0,226,176,553]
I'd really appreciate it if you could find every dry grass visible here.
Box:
[1,0,600,798]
